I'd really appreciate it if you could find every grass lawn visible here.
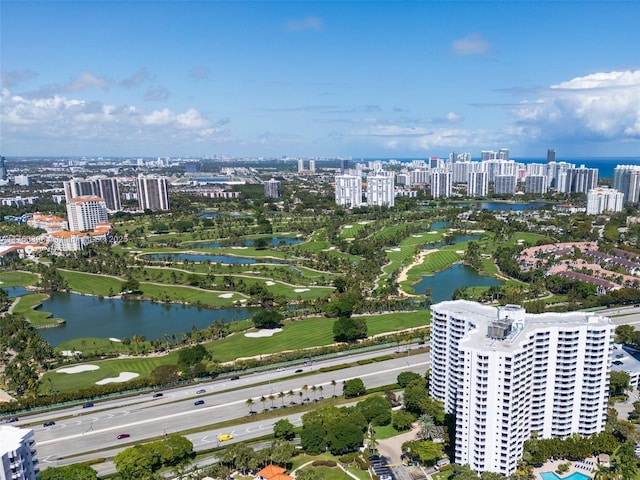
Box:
[44,310,428,392]
[373,424,407,440]
[0,270,39,286]
[298,465,351,480]
[12,293,65,327]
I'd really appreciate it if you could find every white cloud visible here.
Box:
[286,16,323,32]
[511,69,640,141]
[1,88,221,150]
[1,69,37,87]
[121,68,150,88]
[451,33,491,56]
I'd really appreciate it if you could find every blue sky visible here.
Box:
[1,1,639,159]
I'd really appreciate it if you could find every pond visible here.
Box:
[188,237,303,249]
[37,292,252,347]
[141,253,285,264]
[458,201,549,211]
[412,263,503,303]
[2,286,28,297]
[424,234,480,250]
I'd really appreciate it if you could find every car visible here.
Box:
[295,369,303,373]
[117,434,130,440]
[196,389,206,394]
[43,421,55,427]
[277,367,285,372]
[217,433,233,442]
[230,376,240,380]
[82,402,94,408]
[194,400,205,406]
[152,392,164,398]
[5,417,18,423]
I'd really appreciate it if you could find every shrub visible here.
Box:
[312,460,337,467]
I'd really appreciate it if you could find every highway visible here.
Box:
[21,347,429,470]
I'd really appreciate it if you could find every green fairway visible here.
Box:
[0,270,39,287]
[43,310,429,393]
[12,293,65,327]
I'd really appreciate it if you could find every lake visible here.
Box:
[187,237,303,249]
[141,253,285,264]
[37,292,252,347]
[412,263,503,303]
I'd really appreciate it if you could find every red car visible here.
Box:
[117,434,130,440]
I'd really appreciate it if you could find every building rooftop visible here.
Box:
[433,300,611,353]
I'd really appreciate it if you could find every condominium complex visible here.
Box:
[430,169,452,199]
[366,172,395,207]
[0,426,37,480]
[430,300,613,476]
[586,187,624,215]
[613,165,640,204]
[66,196,108,232]
[467,171,488,197]
[264,179,282,198]
[136,175,170,211]
[334,174,362,208]
[64,177,121,211]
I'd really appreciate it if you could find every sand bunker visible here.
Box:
[219,293,234,298]
[96,372,139,385]
[57,364,100,374]
[59,350,83,357]
[109,337,122,342]
[343,225,353,228]
[265,281,275,286]
[231,246,248,249]
[322,246,336,251]
[412,235,423,238]
[294,288,310,293]
[245,328,283,338]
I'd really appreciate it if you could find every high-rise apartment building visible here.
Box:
[430,300,613,476]
[0,425,37,480]
[547,149,556,163]
[586,187,624,215]
[565,167,598,194]
[430,169,452,199]
[0,156,7,181]
[308,159,316,174]
[467,171,488,197]
[525,175,549,194]
[297,159,305,173]
[493,174,516,194]
[366,172,395,207]
[264,179,282,198]
[66,196,108,231]
[64,178,121,211]
[137,175,170,211]
[613,165,640,204]
[334,174,362,208]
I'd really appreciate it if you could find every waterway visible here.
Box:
[37,292,252,347]
[3,286,27,297]
[142,253,285,264]
[412,263,503,303]
[187,237,303,249]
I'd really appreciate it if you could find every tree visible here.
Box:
[333,316,368,342]
[251,309,284,329]
[343,378,366,398]
[401,440,444,466]
[246,398,255,413]
[301,423,326,454]
[392,410,415,431]
[610,370,631,397]
[38,464,98,480]
[177,344,209,369]
[120,277,141,295]
[326,422,364,455]
[274,418,296,440]
[397,371,423,388]
[417,414,437,440]
[615,324,636,344]
[356,395,392,426]
[403,379,445,423]
[114,447,154,479]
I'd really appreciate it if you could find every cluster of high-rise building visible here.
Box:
[430,300,613,476]
[330,150,630,214]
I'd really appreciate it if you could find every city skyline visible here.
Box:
[1,1,639,158]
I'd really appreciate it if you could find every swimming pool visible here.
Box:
[540,472,591,480]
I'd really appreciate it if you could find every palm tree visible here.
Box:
[278,391,285,407]
[318,385,324,399]
[311,385,317,400]
[288,389,295,404]
[302,384,309,401]
[245,398,254,413]
[331,379,337,397]
[417,413,438,440]
[269,394,276,409]
[260,396,267,411]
